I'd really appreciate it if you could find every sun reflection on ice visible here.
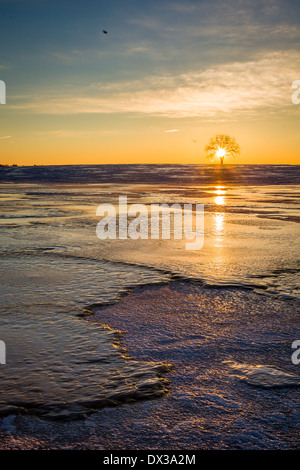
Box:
[214,186,226,206]
[212,212,225,252]
[212,187,226,248]
[214,195,225,205]
[214,212,225,235]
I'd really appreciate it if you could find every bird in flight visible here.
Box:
[102,30,108,34]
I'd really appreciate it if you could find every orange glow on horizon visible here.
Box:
[1,117,299,167]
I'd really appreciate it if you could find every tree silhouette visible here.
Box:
[205,135,240,165]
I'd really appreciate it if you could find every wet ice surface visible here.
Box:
[1,179,299,300]
[1,164,299,185]
[0,166,299,448]
[82,282,300,449]
[224,361,300,388]
[0,254,172,419]
[1,282,299,449]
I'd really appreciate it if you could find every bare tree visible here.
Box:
[205,135,240,165]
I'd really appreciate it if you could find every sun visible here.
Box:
[215,148,226,159]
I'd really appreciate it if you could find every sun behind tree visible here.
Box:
[205,135,240,165]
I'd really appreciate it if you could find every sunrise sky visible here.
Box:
[0,0,299,166]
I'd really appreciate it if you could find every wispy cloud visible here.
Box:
[9,51,300,119]
[49,50,83,64]
[35,129,131,138]
[130,0,300,42]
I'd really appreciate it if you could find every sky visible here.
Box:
[0,0,299,165]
